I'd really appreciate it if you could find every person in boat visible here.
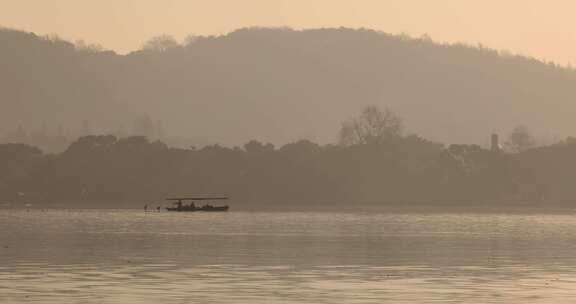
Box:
[176,201,183,211]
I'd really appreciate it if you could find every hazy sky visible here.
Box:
[1,0,575,65]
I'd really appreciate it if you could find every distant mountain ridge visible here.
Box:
[1,26,575,150]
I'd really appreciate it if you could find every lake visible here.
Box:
[2,209,576,303]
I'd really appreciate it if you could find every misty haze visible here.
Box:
[3,1,576,303]
[2,26,575,151]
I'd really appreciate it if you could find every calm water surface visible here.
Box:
[2,210,576,303]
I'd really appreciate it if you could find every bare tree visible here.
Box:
[505,125,535,153]
[74,40,104,52]
[142,34,179,52]
[132,116,155,138]
[339,105,403,146]
[184,34,199,46]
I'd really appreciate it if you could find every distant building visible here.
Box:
[491,133,500,152]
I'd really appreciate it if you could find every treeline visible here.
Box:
[2,131,576,210]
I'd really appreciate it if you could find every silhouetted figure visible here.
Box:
[157,206,161,212]
[144,204,148,212]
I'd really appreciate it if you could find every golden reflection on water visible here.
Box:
[2,210,576,303]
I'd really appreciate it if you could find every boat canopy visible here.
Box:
[166,197,229,201]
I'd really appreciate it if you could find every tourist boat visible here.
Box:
[165,197,230,212]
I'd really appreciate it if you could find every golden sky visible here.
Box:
[1,0,575,65]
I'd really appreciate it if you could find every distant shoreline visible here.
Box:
[3,203,575,215]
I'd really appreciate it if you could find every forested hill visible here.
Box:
[2,27,576,150]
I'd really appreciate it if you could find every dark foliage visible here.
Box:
[1,133,557,209]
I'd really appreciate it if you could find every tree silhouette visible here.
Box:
[142,34,179,52]
[132,116,155,138]
[339,105,403,146]
[506,125,535,153]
